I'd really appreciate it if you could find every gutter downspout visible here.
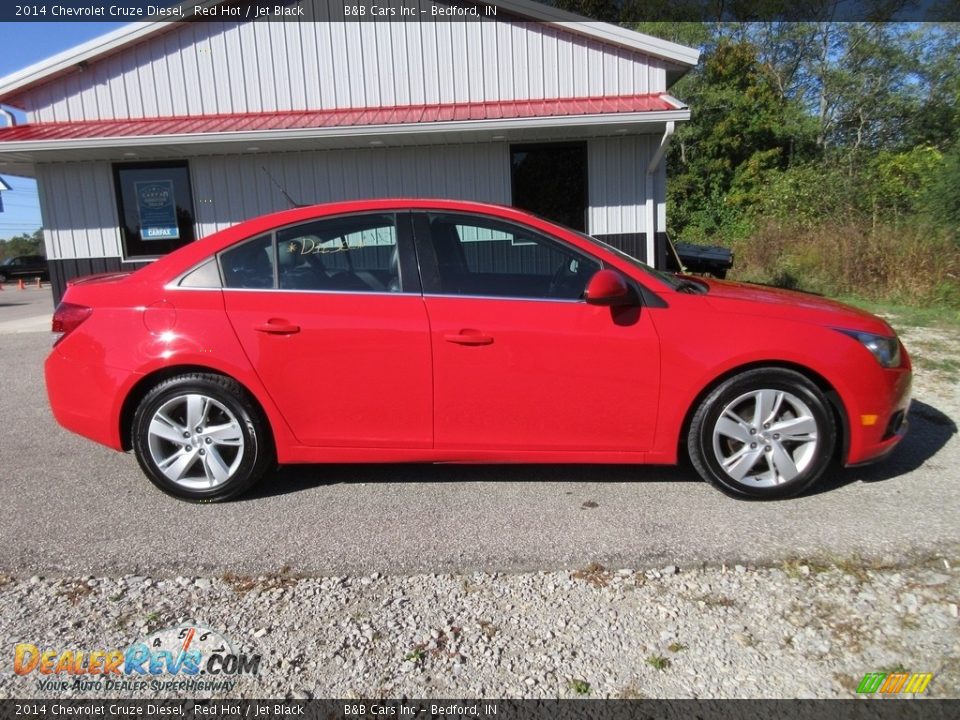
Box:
[645,121,674,268]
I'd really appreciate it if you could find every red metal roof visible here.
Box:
[0,94,676,143]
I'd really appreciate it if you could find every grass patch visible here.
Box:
[781,554,897,583]
[568,678,591,695]
[571,562,612,588]
[880,662,908,675]
[223,566,298,593]
[913,355,960,381]
[667,642,687,653]
[477,619,498,639]
[781,557,832,580]
[646,655,671,671]
[58,580,93,605]
[404,647,426,666]
[692,594,737,608]
[834,296,960,330]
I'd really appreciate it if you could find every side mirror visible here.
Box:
[584,269,635,306]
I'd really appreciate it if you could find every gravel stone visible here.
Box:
[1,559,957,699]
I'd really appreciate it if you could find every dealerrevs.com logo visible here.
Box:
[14,624,261,693]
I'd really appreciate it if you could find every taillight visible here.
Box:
[51,302,92,346]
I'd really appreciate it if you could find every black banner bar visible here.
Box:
[0,0,958,24]
[0,700,959,720]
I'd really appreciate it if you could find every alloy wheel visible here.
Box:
[711,388,819,487]
[146,393,245,490]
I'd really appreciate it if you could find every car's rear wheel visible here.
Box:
[687,368,836,499]
[132,373,273,502]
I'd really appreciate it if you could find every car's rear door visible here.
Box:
[413,211,661,453]
[221,211,433,448]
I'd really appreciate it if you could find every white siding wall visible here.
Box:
[36,138,664,261]
[36,162,123,260]
[587,135,664,237]
[18,19,668,123]
[191,143,511,236]
[35,143,511,259]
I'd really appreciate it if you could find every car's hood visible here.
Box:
[696,277,894,335]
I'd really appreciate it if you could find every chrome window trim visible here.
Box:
[166,285,584,304]
[423,292,584,305]
[219,287,412,297]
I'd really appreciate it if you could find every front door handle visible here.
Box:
[444,329,493,346]
[254,319,301,335]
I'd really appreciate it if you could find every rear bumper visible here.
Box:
[45,344,136,451]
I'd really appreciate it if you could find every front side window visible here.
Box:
[276,214,400,292]
[113,161,196,260]
[423,213,600,300]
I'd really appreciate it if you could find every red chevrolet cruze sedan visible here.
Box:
[45,199,911,502]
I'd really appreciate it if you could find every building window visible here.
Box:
[510,142,588,232]
[113,161,196,260]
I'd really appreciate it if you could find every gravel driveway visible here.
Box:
[0,311,957,699]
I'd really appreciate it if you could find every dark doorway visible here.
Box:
[510,142,588,231]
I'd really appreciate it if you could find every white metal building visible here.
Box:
[0,0,698,302]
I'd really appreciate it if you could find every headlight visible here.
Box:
[836,329,901,368]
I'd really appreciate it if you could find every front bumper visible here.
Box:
[843,358,912,466]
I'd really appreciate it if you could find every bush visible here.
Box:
[728,221,960,308]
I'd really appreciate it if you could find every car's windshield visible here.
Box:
[572,230,683,290]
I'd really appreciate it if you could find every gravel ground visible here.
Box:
[1,556,958,700]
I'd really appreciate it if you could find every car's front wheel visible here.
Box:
[687,368,836,499]
[131,373,273,502]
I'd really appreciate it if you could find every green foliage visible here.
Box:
[867,146,944,219]
[663,23,959,307]
[0,228,43,262]
[921,143,960,229]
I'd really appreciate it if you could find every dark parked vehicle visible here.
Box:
[0,255,49,283]
[674,242,734,279]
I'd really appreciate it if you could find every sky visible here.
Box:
[0,22,127,240]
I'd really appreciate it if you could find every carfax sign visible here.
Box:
[135,180,180,240]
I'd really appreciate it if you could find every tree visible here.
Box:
[667,39,805,240]
[0,228,43,262]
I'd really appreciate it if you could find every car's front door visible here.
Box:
[221,212,433,448]
[414,212,661,453]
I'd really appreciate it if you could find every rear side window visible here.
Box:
[220,234,275,289]
[179,258,222,288]
[276,214,400,293]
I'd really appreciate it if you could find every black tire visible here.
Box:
[687,368,836,500]
[131,373,274,502]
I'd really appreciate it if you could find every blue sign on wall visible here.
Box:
[135,180,180,240]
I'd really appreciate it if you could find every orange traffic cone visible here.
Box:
[18,279,25,290]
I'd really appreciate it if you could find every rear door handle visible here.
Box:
[444,329,493,346]
[254,319,301,335]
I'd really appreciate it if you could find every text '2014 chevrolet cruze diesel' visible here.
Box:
[45,200,911,502]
